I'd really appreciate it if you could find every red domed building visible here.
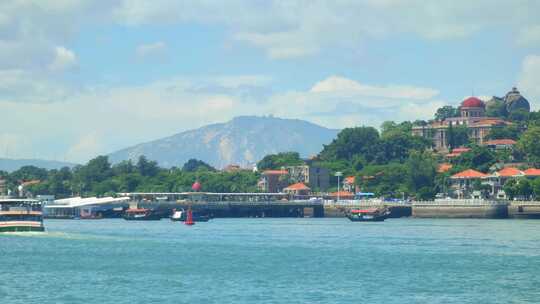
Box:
[460,97,485,117]
[412,95,510,152]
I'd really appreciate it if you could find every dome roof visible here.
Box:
[461,97,485,108]
[504,87,530,113]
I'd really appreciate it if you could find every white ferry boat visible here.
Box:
[0,198,45,232]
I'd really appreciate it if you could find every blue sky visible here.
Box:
[1,1,540,163]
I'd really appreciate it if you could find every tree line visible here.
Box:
[3,105,540,200]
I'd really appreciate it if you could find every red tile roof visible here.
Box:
[263,170,288,175]
[21,180,41,187]
[283,182,310,191]
[496,167,523,177]
[344,176,355,184]
[484,139,517,146]
[438,163,453,173]
[462,97,485,108]
[452,147,471,153]
[451,169,488,179]
[524,168,540,176]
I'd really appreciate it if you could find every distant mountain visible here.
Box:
[0,158,77,172]
[109,116,340,168]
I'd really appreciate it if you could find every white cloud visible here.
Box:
[0,133,29,158]
[112,1,540,58]
[517,26,540,46]
[66,132,103,162]
[310,76,439,100]
[135,41,167,59]
[0,74,444,162]
[48,46,77,72]
[518,55,540,109]
[0,69,72,102]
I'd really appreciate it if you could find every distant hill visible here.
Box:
[0,158,77,172]
[109,116,340,168]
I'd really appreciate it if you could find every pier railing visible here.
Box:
[413,199,508,206]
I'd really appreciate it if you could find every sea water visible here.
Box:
[1,218,540,304]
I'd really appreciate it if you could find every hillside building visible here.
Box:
[412,88,530,152]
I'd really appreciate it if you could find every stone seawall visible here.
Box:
[323,204,412,218]
[412,201,508,219]
[508,202,540,219]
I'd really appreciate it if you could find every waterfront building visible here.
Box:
[449,167,540,199]
[44,196,130,219]
[258,170,289,193]
[283,182,311,196]
[284,165,330,191]
[412,88,530,152]
[258,165,330,193]
[343,176,356,192]
[483,139,517,151]
[450,169,488,199]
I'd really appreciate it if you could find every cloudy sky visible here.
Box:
[1,0,540,163]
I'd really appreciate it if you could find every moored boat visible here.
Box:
[0,198,45,232]
[123,208,161,221]
[347,207,390,222]
[171,209,210,222]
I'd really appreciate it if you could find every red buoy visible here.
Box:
[192,181,201,192]
[185,207,195,226]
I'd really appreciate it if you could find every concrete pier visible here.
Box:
[412,200,508,219]
[508,202,540,219]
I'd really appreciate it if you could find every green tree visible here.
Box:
[257,152,304,170]
[453,145,496,173]
[319,127,380,162]
[182,158,216,172]
[516,178,532,200]
[518,126,540,165]
[486,99,507,118]
[446,124,469,149]
[406,151,437,200]
[503,179,518,200]
[486,124,521,140]
[531,178,540,199]
[434,106,459,121]
[136,156,160,176]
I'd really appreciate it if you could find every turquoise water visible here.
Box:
[1,218,540,304]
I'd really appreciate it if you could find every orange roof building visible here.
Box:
[495,167,523,177]
[451,169,488,179]
[524,168,540,177]
[411,91,519,152]
[283,182,311,196]
[484,139,517,146]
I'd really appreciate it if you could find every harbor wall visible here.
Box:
[323,203,412,218]
[412,200,508,219]
[508,202,540,219]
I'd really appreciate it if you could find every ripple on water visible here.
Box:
[1,218,540,304]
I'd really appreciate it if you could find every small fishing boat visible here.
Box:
[171,209,210,222]
[123,208,162,221]
[347,207,390,222]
